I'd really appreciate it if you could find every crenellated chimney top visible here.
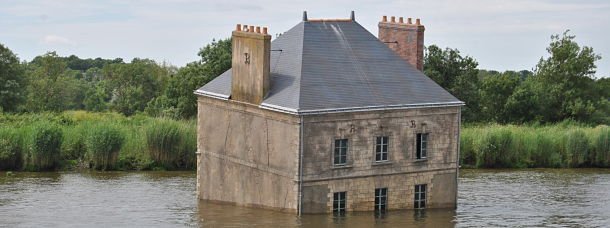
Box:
[231,23,271,104]
[378,15,425,71]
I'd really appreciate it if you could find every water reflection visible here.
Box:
[0,169,608,227]
[195,201,456,227]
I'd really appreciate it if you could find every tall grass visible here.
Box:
[25,121,63,171]
[0,128,23,170]
[0,111,196,171]
[85,124,125,170]
[461,124,610,168]
[145,119,196,170]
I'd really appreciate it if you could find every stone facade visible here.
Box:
[196,96,300,212]
[197,97,461,213]
[300,106,460,213]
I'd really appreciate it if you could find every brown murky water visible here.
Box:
[0,169,609,227]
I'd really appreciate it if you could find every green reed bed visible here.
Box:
[461,124,610,168]
[144,119,196,170]
[0,111,196,171]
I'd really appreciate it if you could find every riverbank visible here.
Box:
[461,123,609,168]
[1,111,608,171]
[0,111,195,171]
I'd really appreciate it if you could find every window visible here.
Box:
[374,188,388,213]
[414,184,426,209]
[333,192,347,214]
[375,136,389,161]
[416,133,428,159]
[334,139,348,165]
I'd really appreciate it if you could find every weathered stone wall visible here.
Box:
[196,96,300,212]
[301,106,460,213]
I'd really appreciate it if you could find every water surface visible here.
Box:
[0,169,608,227]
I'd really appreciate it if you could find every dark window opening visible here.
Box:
[334,139,348,165]
[414,184,426,209]
[333,191,347,215]
[375,188,388,213]
[416,133,428,159]
[375,136,389,161]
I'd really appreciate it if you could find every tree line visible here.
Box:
[1,31,608,124]
[0,39,231,119]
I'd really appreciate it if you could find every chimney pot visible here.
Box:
[249,25,255,32]
[243,24,249,32]
[303,11,308,21]
[263,27,268,35]
[407,18,412,24]
[382,15,387,22]
[416,18,421,25]
[350,11,355,21]
[399,17,404,23]
[236,24,241,31]
[256,26,261,33]
[391,16,395,23]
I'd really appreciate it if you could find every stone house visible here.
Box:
[194,11,463,214]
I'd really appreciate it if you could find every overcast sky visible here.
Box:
[1,0,609,77]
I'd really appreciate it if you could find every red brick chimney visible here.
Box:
[231,24,271,104]
[378,16,425,71]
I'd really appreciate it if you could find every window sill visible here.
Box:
[331,164,353,170]
[414,159,428,163]
[371,161,393,166]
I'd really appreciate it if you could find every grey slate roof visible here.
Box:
[196,20,463,115]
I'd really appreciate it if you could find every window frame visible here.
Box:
[333,191,347,214]
[375,136,389,162]
[333,139,349,166]
[414,184,427,209]
[374,187,388,213]
[416,133,429,160]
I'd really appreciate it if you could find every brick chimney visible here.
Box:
[231,24,271,104]
[378,16,425,71]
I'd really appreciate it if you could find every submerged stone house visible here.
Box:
[194,11,463,214]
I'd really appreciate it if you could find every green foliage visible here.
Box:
[103,58,170,116]
[85,124,125,170]
[0,43,26,112]
[424,45,481,122]
[26,122,63,171]
[565,129,589,167]
[0,128,23,170]
[461,124,609,168]
[146,38,232,119]
[25,52,87,111]
[145,119,195,169]
[504,31,605,124]
[61,123,88,160]
[478,70,524,122]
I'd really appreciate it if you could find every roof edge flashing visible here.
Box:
[258,101,465,116]
[194,90,229,100]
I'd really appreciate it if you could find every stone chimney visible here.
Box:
[378,16,425,71]
[231,24,271,104]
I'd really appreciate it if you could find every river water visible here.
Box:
[0,169,609,227]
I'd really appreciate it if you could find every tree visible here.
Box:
[479,71,522,122]
[146,38,232,119]
[0,43,26,112]
[103,58,169,116]
[25,52,87,112]
[506,31,604,123]
[424,45,481,122]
